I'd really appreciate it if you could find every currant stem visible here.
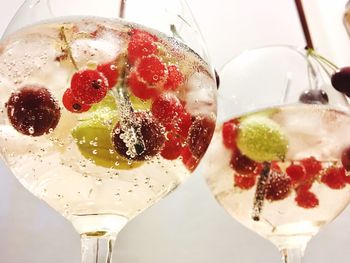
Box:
[60,26,79,70]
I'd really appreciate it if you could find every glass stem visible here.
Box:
[280,247,304,263]
[81,234,117,263]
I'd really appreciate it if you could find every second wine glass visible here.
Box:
[203,45,350,263]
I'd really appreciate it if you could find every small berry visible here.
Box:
[164,65,184,90]
[128,72,158,100]
[222,119,239,150]
[71,69,108,105]
[265,171,292,201]
[97,63,119,88]
[62,89,91,113]
[295,190,319,209]
[286,164,305,183]
[321,166,346,189]
[230,149,257,175]
[112,111,165,161]
[6,86,60,136]
[271,161,282,172]
[128,29,158,64]
[300,157,322,178]
[299,89,329,105]
[341,146,350,171]
[187,116,215,159]
[181,146,199,171]
[137,56,166,85]
[171,110,192,139]
[151,93,184,125]
[331,67,350,94]
[161,133,183,160]
[234,173,256,190]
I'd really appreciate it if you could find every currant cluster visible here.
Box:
[222,118,350,209]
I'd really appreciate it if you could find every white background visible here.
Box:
[1,0,350,262]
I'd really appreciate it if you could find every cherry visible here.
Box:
[321,166,346,189]
[6,86,60,136]
[234,173,256,190]
[265,171,292,201]
[295,190,319,209]
[164,65,184,90]
[112,111,165,161]
[187,116,215,159]
[128,29,158,64]
[128,72,158,100]
[286,164,305,184]
[62,89,91,113]
[222,119,239,150]
[331,67,350,94]
[299,89,329,105]
[137,56,166,85]
[161,133,183,160]
[97,63,119,88]
[151,93,184,125]
[230,149,257,175]
[71,69,108,105]
[341,146,350,171]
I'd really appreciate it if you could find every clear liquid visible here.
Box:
[204,105,350,248]
[0,18,217,233]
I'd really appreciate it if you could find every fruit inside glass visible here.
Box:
[0,0,217,262]
[202,45,350,263]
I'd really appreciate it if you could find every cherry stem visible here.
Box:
[295,0,314,50]
[252,162,271,221]
[60,26,79,70]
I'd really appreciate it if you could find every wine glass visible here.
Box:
[0,0,217,262]
[202,45,350,263]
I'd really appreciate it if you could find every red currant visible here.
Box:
[151,93,184,125]
[161,133,183,160]
[321,166,346,189]
[300,157,322,178]
[62,89,91,113]
[137,56,166,85]
[181,146,199,171]
[128,72,159,100]
[164,65,184,90]
[230,149,257,175]
[234,173,256,190]
[286,164,305,184]
[97,63,119,88]
[71,69,108,105]
[295,190,319,209]
[222,119,239,150]
[128,29,158,64]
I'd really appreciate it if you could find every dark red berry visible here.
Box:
[187,116,215,159]
[62,89,91,113]
[112,111,165,161]
[128,72,159,100]
[234,173,256,190]
[164,65,184,90]
[299,89,329,105]
[331,67,350,94]
[6,86,60,136]
[222,119,239,150]
[295,190,319,209]
[321,166,346,189]
[230,149,257,175]
[181,146,199,171]
[97,63,119,88]
[71,69,108,105]
[137,56,166,85]
[286,164,305,183]
[341,146,350,171]
[265,171,292,201]
[151,93,184,125]
[161,133,183,160]
[128,29,158,64]
[171,110,192,139]
[300,157,322,178]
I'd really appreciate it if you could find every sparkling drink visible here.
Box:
[0,18,216,234]
[204,104,350,248]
